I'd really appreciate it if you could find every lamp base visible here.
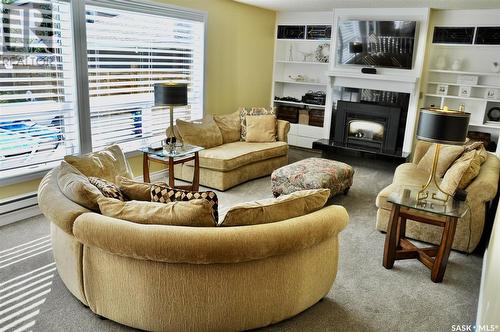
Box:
[416,143,451,204]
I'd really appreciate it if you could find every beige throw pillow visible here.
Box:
[64,144,132,183]
[221,189,330,227]
[213,111,241,144]
[245,115,277,143]
[57,161,103,211]
[239,107,276,141]
[115,176,167,201]
[440,150,481,196]
[176,119,223,148]
[417,143,465,178]
[97,197,215,227]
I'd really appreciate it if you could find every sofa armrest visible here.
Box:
[466,154,500,203]
[277,120,290,143]
[73,205,348,264]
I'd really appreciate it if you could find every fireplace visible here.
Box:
[333,100,403,155]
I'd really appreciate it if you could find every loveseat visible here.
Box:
[38,163,349,331]
[376,141,500,253]
[172,112,290,191]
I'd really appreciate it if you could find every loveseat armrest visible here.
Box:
[466,154,500,203]
[73,205,348,265]
[277,120,290,143]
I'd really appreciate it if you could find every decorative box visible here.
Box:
[457,75,478,85]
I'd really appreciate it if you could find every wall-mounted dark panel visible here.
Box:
[432,27,474,44]
[277,25,305,39]
[306,25,331,40]
[475,27,500,45]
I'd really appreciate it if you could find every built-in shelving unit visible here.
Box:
[271,12,333,149]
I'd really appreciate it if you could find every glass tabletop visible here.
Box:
[388,186,469,218]
[138,144,204,159]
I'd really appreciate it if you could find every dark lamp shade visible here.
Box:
[154,83,188,106]
[416,108,470,145]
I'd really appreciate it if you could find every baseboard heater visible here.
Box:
[0,192,40,227]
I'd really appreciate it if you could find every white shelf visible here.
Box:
[328,70,418,83]
[428,69,500,76]
[432,43,500,48]
[273,99,325,109]
[276,39,330,43]
[424,93,500,102]
[275,60,329,65]
[427,81,500,89]
[470,122,500,129]
[275,80,327,86]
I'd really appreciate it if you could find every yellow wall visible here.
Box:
[0,0,276,200]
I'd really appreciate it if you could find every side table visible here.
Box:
[383,187,469,283]
[139,144,204,192]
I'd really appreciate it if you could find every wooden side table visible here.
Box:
[140,144,203,192]
[382,187,468,283]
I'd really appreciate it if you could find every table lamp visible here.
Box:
[154,83,188,153]
[416,107,470,202]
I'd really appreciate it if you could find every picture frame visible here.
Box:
[436,84,448,95]
[458,85,471,97]
[485,88,498,99]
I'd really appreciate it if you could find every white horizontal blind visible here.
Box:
[0,0,78,177]
[85,4,205,151]
[337,21,361,64]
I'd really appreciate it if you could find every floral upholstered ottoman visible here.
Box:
[271,158,354,197]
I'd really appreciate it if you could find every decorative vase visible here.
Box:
[491,62,500,73]
[451,59,462,71]
[435,55,447,70]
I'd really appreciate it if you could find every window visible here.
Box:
[0,0,79,178]
[0,0,206,181]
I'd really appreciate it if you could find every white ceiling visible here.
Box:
[233,0,500,11]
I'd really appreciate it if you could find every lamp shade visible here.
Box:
[154,83,188,106]
[416,108,470,145]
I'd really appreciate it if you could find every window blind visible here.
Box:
[0,0,78,176]
[85,4,205,151]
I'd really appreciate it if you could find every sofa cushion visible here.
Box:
[57,161,103,211]
[239,107,276,141]
[245,115,277,143]
[376,163,431,211]
[416,143,465,178]
[176,119,223,149]
[64,144,132,183]
[116,176,167,201]
[97,197,215,227]
[193,141,288,172]
[221,189,330,226]
[440,150,482,195]
[213,111,241,144]
[89,177,127,201]
[150,184,219,223]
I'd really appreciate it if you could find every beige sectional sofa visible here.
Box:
[38,161,349,331]
[376,142,500,253]
[173,119,290,191]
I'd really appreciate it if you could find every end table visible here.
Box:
[139,144,204,192]
[383,187,469,283]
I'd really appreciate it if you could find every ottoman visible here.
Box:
[271,158,354,197]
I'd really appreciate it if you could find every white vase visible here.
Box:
[451,59,462,71]
[491,62,500,73]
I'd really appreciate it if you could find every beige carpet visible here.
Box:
[0,148,482,332]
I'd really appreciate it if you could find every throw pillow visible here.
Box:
[97,197,215,227]
[245,114,277,143]
[220,188,330,227]
[115,176,167,201]
[239,106,276,141]
[89,177,127,201]
[440,150,481,196]
[151,184,219,224]
[417,143,465,178]
[57,161,103,211]
[64,144,132,183]
[176,118,223,149]
[213,111,241,144]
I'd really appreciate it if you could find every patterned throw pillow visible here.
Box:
[89,177,127,201]
[150,184,219,224]
[239,106,276,141]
